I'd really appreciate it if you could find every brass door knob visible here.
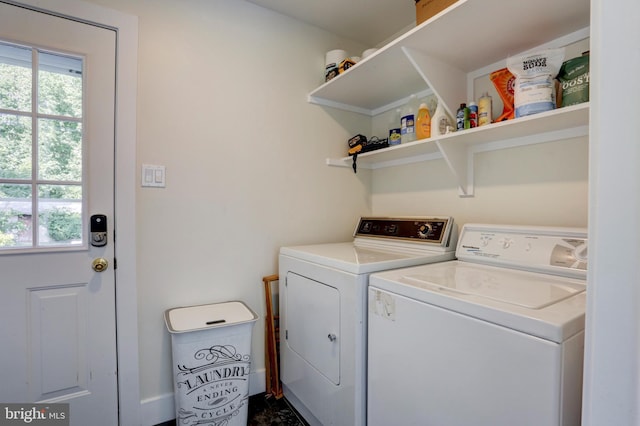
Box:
[92,258,108,272]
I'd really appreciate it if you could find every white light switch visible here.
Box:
[142,164,166,187]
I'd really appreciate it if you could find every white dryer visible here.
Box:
[279,217,457,426]
[368,223,588,426]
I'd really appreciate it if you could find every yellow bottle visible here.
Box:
[478,92,493,126]
[416,103,431,140]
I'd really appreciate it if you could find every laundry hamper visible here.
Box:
[165,301,258,426]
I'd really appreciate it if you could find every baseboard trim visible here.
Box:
[140,392,175,426]
[141,369,266,425]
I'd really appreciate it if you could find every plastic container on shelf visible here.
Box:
[432,101,452,137]
[468,102,478,128]
[416,103,431,140]
[401,94,419,143]
[389,108,402,146]
[324,49,347,82]
[456,103,469,131]
[478,92,493,126]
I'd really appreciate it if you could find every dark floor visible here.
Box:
[247,393,308,426]
[155,393,308,426]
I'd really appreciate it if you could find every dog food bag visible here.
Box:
[557,53,590,107]
[507,48,565,117]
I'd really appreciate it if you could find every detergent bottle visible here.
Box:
[416,103,431,139]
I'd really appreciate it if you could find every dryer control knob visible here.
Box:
[418,223,432,238]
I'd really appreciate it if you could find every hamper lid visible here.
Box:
[164,300,258,333]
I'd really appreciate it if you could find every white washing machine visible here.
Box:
[279,217,458,426]
[368,223,588,426]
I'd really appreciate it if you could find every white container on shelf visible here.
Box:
[431,100,451,137]
[401,94,419,144]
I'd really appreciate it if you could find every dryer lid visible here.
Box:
[279,217,458,274]
[280,242,455,274]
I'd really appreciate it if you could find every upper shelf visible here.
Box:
[308,0,591,116]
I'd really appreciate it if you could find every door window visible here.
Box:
[0,41,84,250]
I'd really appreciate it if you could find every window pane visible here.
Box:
[38,51,82,118]
[0,113,32,179]
[0,42,32,112]
[0,183,32,248]
[38,118,82,181]
[0,43,85,252]
[38,184,82,246]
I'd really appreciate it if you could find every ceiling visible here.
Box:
[245,0,416,47]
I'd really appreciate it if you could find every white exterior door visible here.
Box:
[0,2,118,425]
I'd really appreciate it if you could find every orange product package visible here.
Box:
[489,68,516,122]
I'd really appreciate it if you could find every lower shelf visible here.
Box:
[327,103,589,197]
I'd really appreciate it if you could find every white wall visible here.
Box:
[370,137,588,228]
[82,0,370,422]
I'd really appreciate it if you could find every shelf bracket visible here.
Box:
[401,47,467,119]
[437,123,590,198]
[435,139,474,197]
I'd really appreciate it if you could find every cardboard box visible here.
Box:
[415,0,458,25]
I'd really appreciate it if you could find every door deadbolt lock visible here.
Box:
[90,214,107,247]
[92,258,108,272]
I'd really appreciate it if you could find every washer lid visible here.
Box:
[370,261,587,342]
[402,263,585,309]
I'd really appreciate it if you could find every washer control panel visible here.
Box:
[457,224,588,277]
[355,217,452,244]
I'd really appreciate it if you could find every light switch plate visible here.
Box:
[141,164,166,187]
